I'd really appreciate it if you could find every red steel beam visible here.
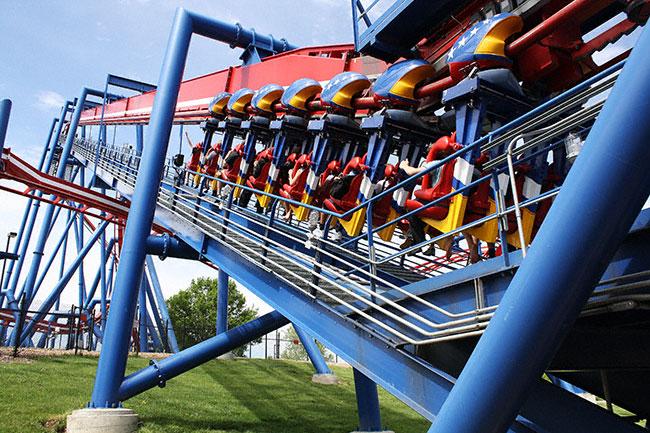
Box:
[77,1,629,124]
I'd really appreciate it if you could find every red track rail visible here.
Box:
[0,148,167,233]
[78,1,639,125]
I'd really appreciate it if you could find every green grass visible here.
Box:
[0,354,430,433]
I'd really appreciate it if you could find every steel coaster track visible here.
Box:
[66,62,634,346]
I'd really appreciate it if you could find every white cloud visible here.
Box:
[32,90,65,114]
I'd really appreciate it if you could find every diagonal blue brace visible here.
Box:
[91,8,298,408]
[117,311,289,401]
[429,24,650,433]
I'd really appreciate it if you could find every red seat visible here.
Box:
[372,164,399,224]
[313,159,341,205]
[323,156,367,220]
[405,135,458,220]
[246,147,274,191]
[203,142,222,177]
[220,144,244,183]
[278,153,311,201]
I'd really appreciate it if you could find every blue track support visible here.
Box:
[0,99,12,158]
[83,239,116,311]
[353,368,383,432]
[19,91,90,308]
[135,124,144,155]
[217,269,228,335]
[145,256,179,353]
[428,25,650,433]
[293,325,332,375]
[90,8,298,407]
[0,117,56,306]
[15,220,110,346]
[143,277,168,352]
[138,276,148,353]
[2,116,60,300]
[118,311,289,401]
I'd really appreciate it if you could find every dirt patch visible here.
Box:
[0,346,173,363]
[0,353,37,364]
[41,415,66,432]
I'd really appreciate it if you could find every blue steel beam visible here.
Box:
[0,99,11,155]
[4,111,66,300]
[16,219,110,345]
[107,74,156,93]
[118,311,289,401]
[353,368,383,432]
[0,117,56,298]
[145,256,179,353]
[138,276,148,353]
[83,239,117,310]
[217,269,228,335]
[428,24,650,433]
[91,8,298,407]
[20,87,98,308]
[293,325,332,375]
[144,276,168,352]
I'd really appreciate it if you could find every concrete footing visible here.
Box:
[312,373,339,385]
[67,408,139,433]
[217,351,235,361]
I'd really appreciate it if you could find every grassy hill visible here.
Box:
[0,351,430,432]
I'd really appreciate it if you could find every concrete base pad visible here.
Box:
[67,408,139,433]
[218,351,235,361]
[312,373,339,385]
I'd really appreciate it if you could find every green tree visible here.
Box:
[167,277,258,356]
[281,325,334,362]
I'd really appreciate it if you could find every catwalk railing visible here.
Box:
[68,59,628,348]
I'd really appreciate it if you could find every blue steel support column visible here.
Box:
[217,269,228,335]
[4,114,63,299]
[145,256,179,353]
[0,99,11,155]
[429,26,650,433]
[135,125,144,155]
[91,8,298,408]
[138,276,148,353]
[293,325,332,375]
[353,368,383,432]
[143,277,168,352]
[0,116,57,299]
[20,90,89,307]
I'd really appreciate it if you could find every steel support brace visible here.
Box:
[353,368,383,432]
[145,256,179,353]
[216,269,228,335]
[429,25,650,433]
[0,99,12,156]
[145,234,199,260]
[91,8,298,407]
[17,220,110,345]
[117,311,289,401]
[138,277,148,353]
[294,325,332,375]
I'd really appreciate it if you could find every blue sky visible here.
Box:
[0,1,352,312]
